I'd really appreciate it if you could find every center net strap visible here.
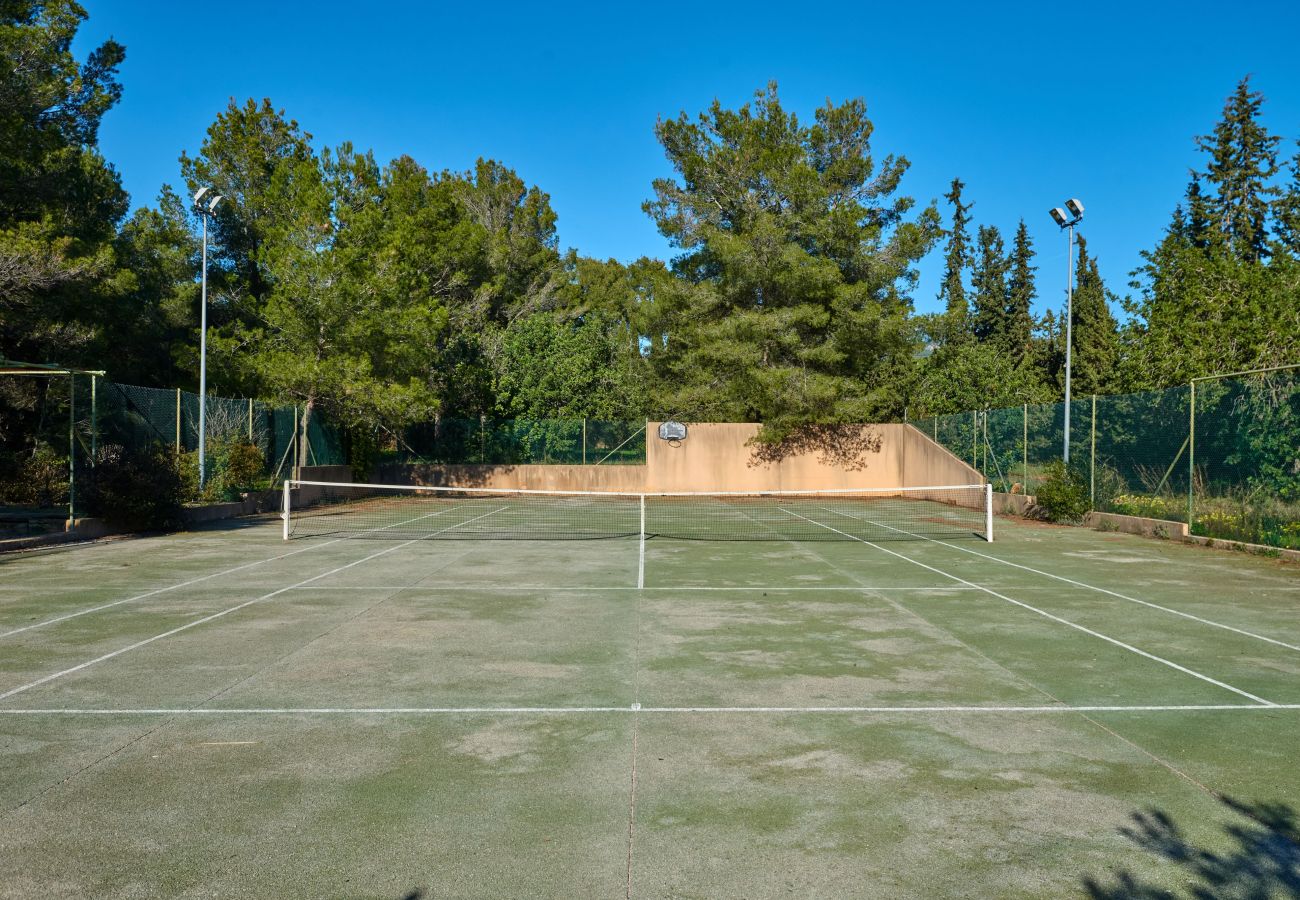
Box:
[285,482,990,542]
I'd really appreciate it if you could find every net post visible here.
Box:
[67,372,76,529]
[1187,381,1195,530]
[282,478,291,541]
[985,483,993,542]
[90,374,97,463]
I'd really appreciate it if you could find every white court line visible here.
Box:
[1,703,1297,715]
[0,502,466,641]
[782,509,1278,707]
[281,585,979,592]
[0,507,508,703]
[826,507,1300,655]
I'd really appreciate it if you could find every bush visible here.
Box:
[0,443,68,508]
[84,444,185,532]
[1034,459,1090,523]
[220,442,265,492]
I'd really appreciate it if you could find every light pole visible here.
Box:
[1048,198,1084,463]
[193,187,224,491]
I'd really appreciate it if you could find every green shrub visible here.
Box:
[220,442,265,492]
[84,444,185,532]
[1034,459,1090,523]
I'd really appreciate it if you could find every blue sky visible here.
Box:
[77,0,1300,317]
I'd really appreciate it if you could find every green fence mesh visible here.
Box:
[391,418,647,467]
[926,367,1300,551]
[0,376,346,535]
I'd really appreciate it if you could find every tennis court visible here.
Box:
[1,493,1298,898]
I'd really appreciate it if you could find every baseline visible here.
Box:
[2,703,1298,715]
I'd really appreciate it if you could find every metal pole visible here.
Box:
[248,398,254,442]
[198,212,209,490]
[1022,403,1028,489]
[90,374,97,463]
[175,388,182,454]
[971,410,977,467]
[1063,222,1074,463]
[582,418,587,466]
[68,373,75,528]
[1187,381,1195,530]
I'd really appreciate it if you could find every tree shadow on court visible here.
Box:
[747,424,882,472]
[1082,796,1300,898]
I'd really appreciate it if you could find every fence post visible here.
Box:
[248,398,253,442]
[1187,381,1195,530]
[1090,394,1096,508]
[971,410,977,467]
[933,416,937,441]
[582,418,587,466]
[1022,403,1028,490]
[175,388,181,454]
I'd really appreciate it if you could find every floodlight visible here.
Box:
[206,195,224,214]
[193,187,210,205]
[1065,198,1085,218]
[1049,207,1069,227]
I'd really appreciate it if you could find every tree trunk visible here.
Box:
[296,397,315,471]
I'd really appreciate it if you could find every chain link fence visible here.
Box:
[0,375,344,536]
[922,366,1300,551]
[391,418,647,467]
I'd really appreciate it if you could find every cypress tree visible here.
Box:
[1194,76,1281,262]
[1004,221,1036,365]
[969,224,1008,345]
[936,178,972,344]
[1069,236,1120,395]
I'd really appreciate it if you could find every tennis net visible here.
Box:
[283,481,993,542]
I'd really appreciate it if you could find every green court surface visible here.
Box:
[1,514,1298,898]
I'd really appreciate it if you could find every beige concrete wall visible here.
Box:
[377,423,981,493]
[380,462,647,493]
[644,422,983,491]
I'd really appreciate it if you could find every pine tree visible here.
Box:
[936,178,973,344]
[1275,140,1300,257]
[1194,77,1281,261]
[969,224,1008,345]
[1004,221,1036,365]
[1068,236,1120,395]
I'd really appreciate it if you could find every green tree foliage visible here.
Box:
[641,83,940,442]
[1275,141,1300,256]
[969,224,1008,345]
[1194,76,1280,262]
[0,0,128,365]
[936,178,972,345]
[1004,221,1036,366]
[1127,79,1300,390]
[1068,236,1120,395]
[494,310,645,420]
